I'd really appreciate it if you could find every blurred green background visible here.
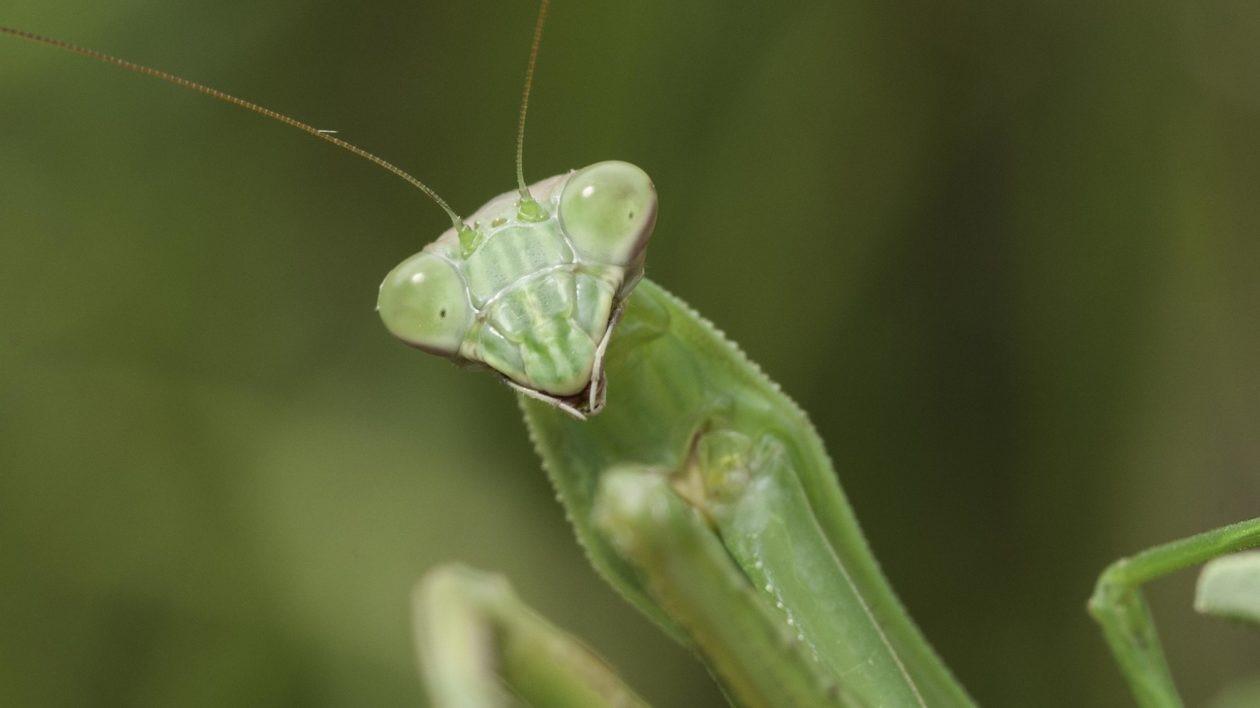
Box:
[2,1,1257,705]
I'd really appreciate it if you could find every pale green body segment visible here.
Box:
[1195,552,1260,627]
[522,280,975,707]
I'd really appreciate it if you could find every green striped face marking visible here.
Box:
[378,160,657,417]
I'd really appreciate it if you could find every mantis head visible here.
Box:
[377,161,657,418]
[374,2,656,417]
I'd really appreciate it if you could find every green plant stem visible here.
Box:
[1088,517,1260,707]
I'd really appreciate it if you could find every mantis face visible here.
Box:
[378,160,657,416]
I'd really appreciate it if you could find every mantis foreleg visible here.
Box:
[1089,517,1260,707]
[413,564,649,708]
[681,428,927,705]
[593,467,855,707]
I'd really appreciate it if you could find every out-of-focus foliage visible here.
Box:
[1,2,1257,706]
[1212,677,1260,708]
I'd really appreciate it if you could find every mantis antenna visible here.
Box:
[0,25,465,231]
[515,0,551,201]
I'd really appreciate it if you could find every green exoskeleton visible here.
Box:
[7,2,1259,706]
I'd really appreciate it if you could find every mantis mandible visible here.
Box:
[4,2,1258,706]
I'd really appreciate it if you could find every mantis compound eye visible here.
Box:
[559,160,656,267]
[377,252,472,356]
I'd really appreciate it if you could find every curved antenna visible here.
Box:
[515,0,551,201]
[0,26,464,230]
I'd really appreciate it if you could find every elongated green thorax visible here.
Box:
[378,161,656,417]
[522,280,975,707]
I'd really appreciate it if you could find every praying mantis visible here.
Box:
[3,1,1257,705]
